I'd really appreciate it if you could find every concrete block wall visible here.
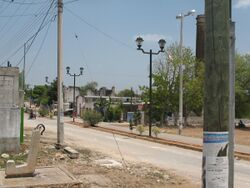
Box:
[0,107,20,153]
[0,67,20,153]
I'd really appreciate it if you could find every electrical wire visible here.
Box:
[64,6,134,50]
[0,1,11,16]
[14,0,55,67]
[0,0,47,5]
[0,45,23,66]
[0,0,54,51]
[0,14,55,66]
[0,0,22,33]
[0,0,31,40]
[74,33,94,82]
[26,18,52,77]
[64,0,80,5]
[0,13,39,18]
[112,133,127,169]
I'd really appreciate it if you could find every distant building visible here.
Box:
[76,86,117,114]
[63,86,80,104]
[76,86,143,122]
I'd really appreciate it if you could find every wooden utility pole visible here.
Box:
[57,0,64,147]
[202,0,231,187]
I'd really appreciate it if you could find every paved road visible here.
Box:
[25,116,250,187]
[98,122,250,155]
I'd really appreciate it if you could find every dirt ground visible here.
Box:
[0,128,200,188]
[162,126,250,146]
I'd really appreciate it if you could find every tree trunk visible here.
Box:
[184,115,188,127]
[174,112,178,126]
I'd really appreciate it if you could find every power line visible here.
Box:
[26,18,52,77]
[0,0,31,40]
[0,10,56,66]
[74,33,94,82]
[0,1,11,16]
[64,0,80,5]
[0,0,54,60]
[0,0,47,5]
[14,0,55,67]
[0,0,20,32]
[0,45,23,66]
[0,12,51,17]
[64,6,134,50]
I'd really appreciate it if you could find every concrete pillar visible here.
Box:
[0,67,20,153]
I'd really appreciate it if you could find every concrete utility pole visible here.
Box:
[176,9,195,135]
[23,43,26,90]
[57,0,64,147]
[202,0,231,188]
[229,21,235,188]
[178,16,183,135]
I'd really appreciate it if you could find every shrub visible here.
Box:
[136,124,145,135]
[82,110,103,126]
[49,111,54,119]
[152,126,161,137]
[133,110,141,126]
[38,108,49,117]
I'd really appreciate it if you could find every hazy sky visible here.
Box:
[0,0,249,92]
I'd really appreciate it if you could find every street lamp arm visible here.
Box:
[75,73,82,77]
[67,72,74,77]
[137,48,149,54]
[152,50,164,55]
[138,48,164,55]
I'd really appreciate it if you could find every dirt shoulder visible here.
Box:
[0,128,200,188]
[162,126,250,146]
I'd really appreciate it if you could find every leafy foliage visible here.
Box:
[25,79,57,106]
[136,124,145,135]
[152,126,161,137]
[133,110,141,126]
[117,88,135,97]
[80,82,98,96]
[105,105,122,122]
[235,53,250,118]
[82,110,103,126]
[140,43,204,126]
[38,108,49,117]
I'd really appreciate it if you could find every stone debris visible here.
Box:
[55,153,66,160]
[64,146,79,159]
[95,159,122,168]
[1,153,9,159]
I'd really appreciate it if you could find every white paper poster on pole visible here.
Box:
[203,132,229,188]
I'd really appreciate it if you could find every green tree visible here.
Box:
[235,53,250,118]
[32,85,48,105]
[80,81,98,96]
[140,43,204,126]
[94,97,109,119]
[117,88,135,97]
[82,109,103,126]
[46,79,57,106]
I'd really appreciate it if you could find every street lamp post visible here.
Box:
[66,66,84,122]
[45,76,51,84]
[176,9,195,135]
[135,37,166,137]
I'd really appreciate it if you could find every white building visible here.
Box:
[63,86,80,104]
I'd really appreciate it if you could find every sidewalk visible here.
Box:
[67,117,250,155]
[97,122,250,155]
